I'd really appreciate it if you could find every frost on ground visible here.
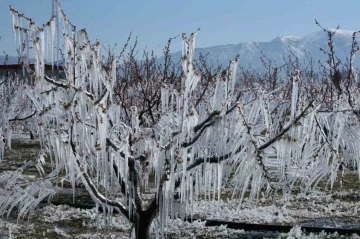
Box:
[1,167,360,238]
[0,204,130,238]
[38,204,131,231]
[159,219,360,239]
[161,219,247,238]
[1,138,360,238]
[1,197,360,238]
[0,218,35,238]
[191,193,360,225]
[274,225,360,239]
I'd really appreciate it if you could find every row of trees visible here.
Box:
[1,1,360,238]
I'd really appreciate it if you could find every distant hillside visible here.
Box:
[0,55,21,64]
[159,29,360,71]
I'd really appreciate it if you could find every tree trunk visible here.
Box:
[29,131,34,140]
[133,198,158,239]
[134,212,153,239]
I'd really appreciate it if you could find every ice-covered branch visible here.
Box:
[239,105,274,186]
[258,101,314,151]
[186,101,314,172]
[182,102,244,148]
[186,151,232,172]
[192,110,220,133]
[314,115,344,165]
[8,110,36,122]
[44,75,95,100]
[78,159,130,218]
[94,89,108,105]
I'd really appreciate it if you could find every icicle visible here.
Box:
[226,55,239,105]
[49,19,56,67]
[7,129,12,150]
[217,163,222,201]
[39,29,45,80]
[25,31,29,65]
[290,70,299,120]
[10,9,17,42]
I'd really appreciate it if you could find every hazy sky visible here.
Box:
[1,0,360,57]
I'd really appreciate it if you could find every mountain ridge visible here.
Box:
[158,29,360,70]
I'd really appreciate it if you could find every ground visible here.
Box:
[1,136,360,238]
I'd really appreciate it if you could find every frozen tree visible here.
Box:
[0,70,37,157]
[2,1,360,239]
[113,36,183,127]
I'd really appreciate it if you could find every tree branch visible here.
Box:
[8,110,36,122]
[185,101,314,172]
[79,159,130,219]
[258,101,314,151]
[44,75,95,101]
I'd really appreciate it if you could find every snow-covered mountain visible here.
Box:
[160,29,360,70]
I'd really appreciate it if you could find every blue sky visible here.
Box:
[1,0,360,57]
